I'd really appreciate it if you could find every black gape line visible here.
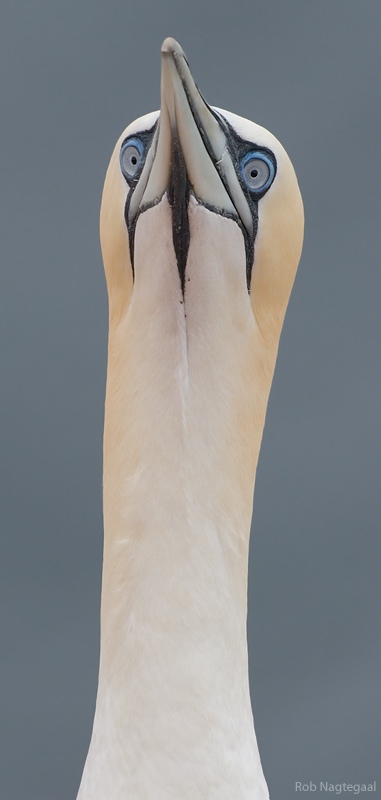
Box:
[171,68,277,292]
[122,115,276,294]
[123,124,158,278]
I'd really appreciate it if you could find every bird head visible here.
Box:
[100,37,303,334]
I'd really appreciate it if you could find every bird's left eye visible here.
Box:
[240,152,275,195]
[120,138,144,180]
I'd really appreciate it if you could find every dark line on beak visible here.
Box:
[167,130,190,294]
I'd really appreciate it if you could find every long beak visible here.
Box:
[128,38,253,235]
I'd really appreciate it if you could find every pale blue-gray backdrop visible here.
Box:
[0,1,380,798]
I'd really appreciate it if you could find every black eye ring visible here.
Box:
[240,151,275,195]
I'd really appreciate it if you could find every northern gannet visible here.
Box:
[77,37,304,800]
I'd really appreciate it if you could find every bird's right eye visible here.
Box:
[120,138,144,180]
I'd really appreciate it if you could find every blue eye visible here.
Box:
[120,138,144,180]
[240,152,275,195]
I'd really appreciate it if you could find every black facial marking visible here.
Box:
[122,123,158,277]
[124,198,136,279]
[166,131,190,294]
[209,114,276,291]
[122,121,191,292]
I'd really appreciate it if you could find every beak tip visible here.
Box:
[161,37,185,58]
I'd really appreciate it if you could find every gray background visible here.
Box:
[0,1,380,798]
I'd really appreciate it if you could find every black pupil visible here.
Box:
[250,168,258,178]
[131,155,137,165]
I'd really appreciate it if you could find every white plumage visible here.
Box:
[77,37,304,800]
